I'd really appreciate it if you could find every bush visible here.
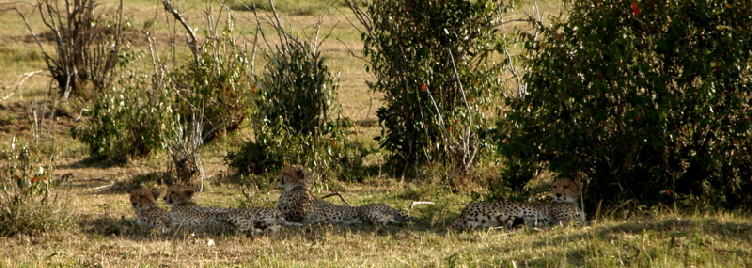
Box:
[0,139,74,236]
[347,0,508,178]
[71,48,170,162]
[163,17,255,185]
[73,9,253,165]
[169,31,254,143]
[227,37,355,179]
[499,0,752,211]
[31,0,126,100]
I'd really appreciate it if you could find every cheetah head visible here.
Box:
[551,178,580,203]
[163,184,197,206]
[277,165,312,191]
[129,188,160,210]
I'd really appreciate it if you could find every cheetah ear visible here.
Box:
[151,189,161,198]
[185,189,196,197]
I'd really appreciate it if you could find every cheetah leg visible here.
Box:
[341,217,363,225]
[303,213,326,225]
[373,214,395,226]
[264,223,282,233]
[467,214,497,228]
[227,217,253,232]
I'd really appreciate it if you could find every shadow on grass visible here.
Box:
[472,217,752,267]
[57,157,127,170]
[595,218,752,239]
[76,211,442,243]
[77,213,141,238]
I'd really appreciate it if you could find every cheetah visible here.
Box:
[452,201,553,229]
[226,206,301,233]
[276,165,411,226]
[163,184,301,233]
[453,178,585,230]
[548,177,586,224]
[161,184,233,232]
[163,184,234,214]
[128,188,171,234]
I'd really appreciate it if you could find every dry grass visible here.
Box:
[2,0,752,267]
[2,177,751,267]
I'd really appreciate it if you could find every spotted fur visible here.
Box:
[276,165,411,226]
[164,184,300,233]
[128,188,171,234]
[453,178,585,229]
[548,178,586,224]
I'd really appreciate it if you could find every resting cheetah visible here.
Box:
[453,178,585,229]
[163,184,234,214]
[128,188,171,234]
[276,165,411,225]
[548,177,586,224]
[164,184,300,233]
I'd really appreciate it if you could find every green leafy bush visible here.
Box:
[499,0,752,211]
[348,0,508,176]
[73,13,253,164]
[169,30,254,143]
[227,37,354,178]
[258,41,338,137]
[71,49,170,162]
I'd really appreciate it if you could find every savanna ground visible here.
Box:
[1,0,751,267]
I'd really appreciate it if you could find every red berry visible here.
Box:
[631,2,640,16]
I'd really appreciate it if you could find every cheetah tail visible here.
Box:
[409,201,435,209]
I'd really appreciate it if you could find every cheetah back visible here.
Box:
[357,204,411,225]
[225,207,281,232]
[168,209,233,232]
[304,200,361,225]
[162,185,237,232]
[453,202,552,229]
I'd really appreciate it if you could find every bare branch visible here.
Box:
[161,0,201,64]
[0,71,44,101]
